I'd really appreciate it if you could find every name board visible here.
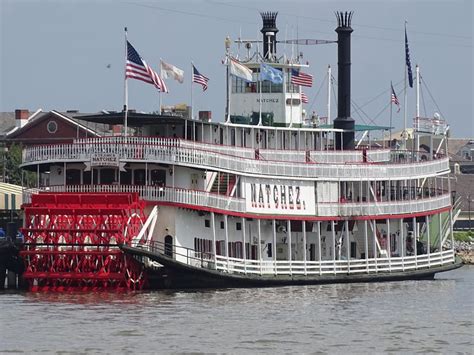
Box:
[84,153,126,171]
[257,98,279,103]
[244,178,315,215]
[91,153,119,167]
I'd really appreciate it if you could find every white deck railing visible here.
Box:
[317,194,451,216]
[212,249,455,276]
[73,136,391,164]
[150,242,455,275]
[23,185,451,217]
[22,141,449,180]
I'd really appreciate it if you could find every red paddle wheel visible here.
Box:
[19,193,148,291]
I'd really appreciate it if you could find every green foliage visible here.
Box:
[1,143,36,187]
[453,231,473,242]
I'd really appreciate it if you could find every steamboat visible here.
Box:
[17,11,461,290]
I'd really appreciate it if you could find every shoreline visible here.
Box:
[456,251,474,265]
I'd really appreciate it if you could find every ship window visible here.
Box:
[220,221,225,229]
[286,98,301,106]
[236,222,242,231]
[205,219,210,228]
[286,75,299,93]
[232,76,247,93]
[261,81,283,93]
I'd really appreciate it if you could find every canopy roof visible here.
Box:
[77,112,185,126]
[318,124,392,131]
[79,112,391,131]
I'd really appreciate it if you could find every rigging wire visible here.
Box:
[331,75,338,118]
[207,0,471,40]
[307,74,327,113]
[421,76,445,119]
[125,2,472,48]
[357,78,404,110]
[420,79,428,118]
[329,74,411,130]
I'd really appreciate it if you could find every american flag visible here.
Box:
[300,92,309,104]
[126,40,168,92]
[192,65,209,91]
[291,69,313,87]
[391,82,400,112]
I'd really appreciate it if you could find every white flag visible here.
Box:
[161,60,184,83]
[229,58,253,82]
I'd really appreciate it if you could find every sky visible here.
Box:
[0,0,472,138]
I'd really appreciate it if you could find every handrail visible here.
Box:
[24,185,452,217]
[131,239,455,276]
[22,141,450,180]
[30,136,444,165]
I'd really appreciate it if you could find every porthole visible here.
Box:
[47,120,58,134]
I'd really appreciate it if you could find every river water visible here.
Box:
[1,266,472,354]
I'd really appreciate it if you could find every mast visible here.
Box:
[390,82,393,148]
[415,64,420,159]
[123,27,128,137]
[258,66,262,126]
[225,36,231,123]
[416,64,420,118]
[159,58,163,114]
[327,65,331,122]
[191,62,194,121]
[403,57,408,148]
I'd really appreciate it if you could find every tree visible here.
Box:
[1,143,36,187]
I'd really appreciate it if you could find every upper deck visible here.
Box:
[22,134,449,181]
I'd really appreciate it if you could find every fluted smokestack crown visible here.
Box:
[260,12,279,60]
[334,11,355,150]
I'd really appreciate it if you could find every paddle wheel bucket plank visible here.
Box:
[19,192,148,291]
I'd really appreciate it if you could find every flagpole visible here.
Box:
[159,58,163,114]
[258,65,262,126]
[416,64,420,118]
[403,21,408,149]
[289,69,293,128]
[191,62,194,121]
[226,58,231,124]
[225,36,231,124]
[124,27,129,138]
[416,64,420,160]
[390,81,393,148]
[327,65,331,124]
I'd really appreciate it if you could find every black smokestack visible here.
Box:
[260,12,278,60]
[334,11,355,150]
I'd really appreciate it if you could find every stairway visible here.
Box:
[210,173,236,195]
